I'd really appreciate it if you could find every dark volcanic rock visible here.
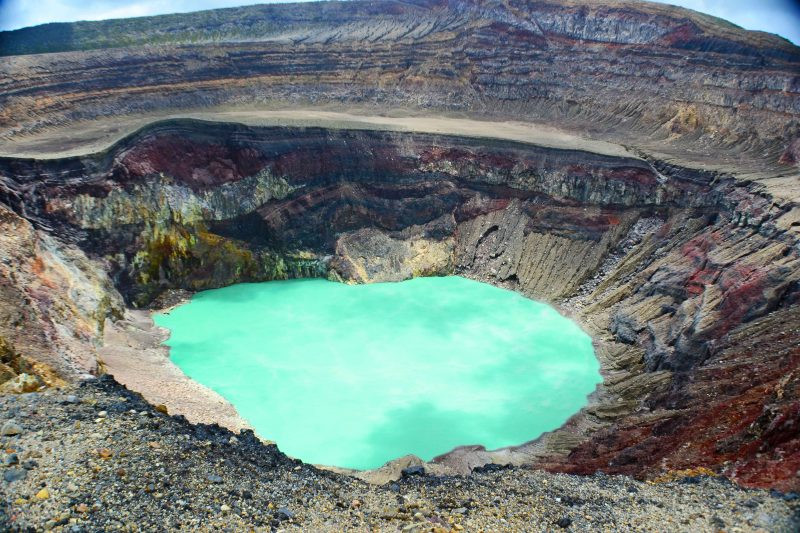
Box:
[401,465,426,477]
[0,377,797,531]
[3,468,26,483]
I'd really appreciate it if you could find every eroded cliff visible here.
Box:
[2,0,799,183]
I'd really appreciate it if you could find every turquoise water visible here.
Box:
[154,276,600,470]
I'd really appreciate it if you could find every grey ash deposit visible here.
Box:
[1,377,798,532]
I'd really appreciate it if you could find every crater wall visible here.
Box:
[1,0,799,493]
[2,0,799,187]
[0,120,798,489]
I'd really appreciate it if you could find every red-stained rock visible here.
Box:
[540,306,800,491]
[121,136,266,190]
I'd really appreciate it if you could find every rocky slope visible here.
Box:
[0,0,799,506]
[3,377,798,531]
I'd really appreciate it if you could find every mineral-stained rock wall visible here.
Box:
[0,119,798,489]
[0,203,123,378]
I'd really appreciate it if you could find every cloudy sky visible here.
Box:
[0,0,798,44]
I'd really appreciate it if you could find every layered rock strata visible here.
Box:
[0,120,798,489]
[1,0,799,189]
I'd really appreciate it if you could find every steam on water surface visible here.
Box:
[155,276,600,470]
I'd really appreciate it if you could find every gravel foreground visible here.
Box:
[1,377,798,532]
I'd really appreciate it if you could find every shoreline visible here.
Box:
[96,276,612,483]
[99,299,456,483]
[99,308,255,436]
[7,377,797,531]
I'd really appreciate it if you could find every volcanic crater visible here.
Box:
[0,0,799,495]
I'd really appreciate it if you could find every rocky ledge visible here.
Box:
[2,376,798,531]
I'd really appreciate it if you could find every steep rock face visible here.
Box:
[0,120,798,489]
[541,305,800,492]
[331,226,456,283]
[1,120,741,307]
[1,0,798,183]
[0,204,123,377]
